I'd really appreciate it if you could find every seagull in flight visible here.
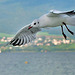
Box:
[7,10,75,46]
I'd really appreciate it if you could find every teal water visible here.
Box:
[0,52,75,75]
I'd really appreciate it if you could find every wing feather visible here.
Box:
[14,37,20,45]
[25,35,29,44]
[27,35,31,42]
[6,24,41,46]
[19,35,24,45]
[23,34,27,44]
[29,34,34,41]
[12,39,19,45]
[10,39,16,44]
[21,38,24,45]
[47,10,75,17]
[16,39,21,46]
[22,34,26,45]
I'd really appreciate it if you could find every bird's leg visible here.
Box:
[61,25,67,39]
[62,22,74,35]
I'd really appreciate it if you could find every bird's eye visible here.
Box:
[38,22,39,24]
[34,23,36,25]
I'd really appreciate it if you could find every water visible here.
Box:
[0,52,75,75]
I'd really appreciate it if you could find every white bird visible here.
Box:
[7,10,75,46]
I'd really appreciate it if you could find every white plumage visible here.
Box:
[6,10,75,46]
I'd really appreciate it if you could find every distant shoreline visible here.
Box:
[5,50,75,53]
[0,32,75,53]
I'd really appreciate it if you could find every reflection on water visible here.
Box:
[0,52,75,75]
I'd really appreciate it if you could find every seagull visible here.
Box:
[6,10,75,46]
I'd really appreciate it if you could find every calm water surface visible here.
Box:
[0,52,75,75]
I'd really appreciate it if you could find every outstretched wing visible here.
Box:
[47,10,75,17]
[6,24,41,46]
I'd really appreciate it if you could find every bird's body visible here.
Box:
[39,10,75,28]
[38,14,65,27]
[6,10,75,46]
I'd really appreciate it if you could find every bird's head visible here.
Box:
[28,19,40,30]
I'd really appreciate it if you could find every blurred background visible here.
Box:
[0,0,75,75]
